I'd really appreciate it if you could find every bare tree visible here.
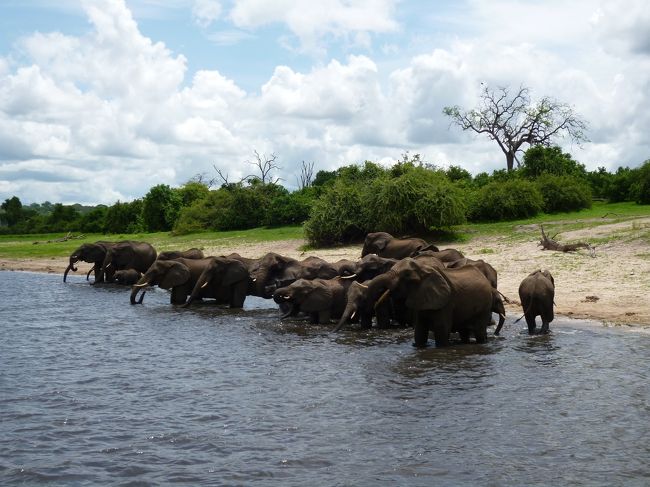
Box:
[212,164,231,186]
[189,172,216,188]
[246,150,283,185]
[443,84,588,172]
[297,160,315,189]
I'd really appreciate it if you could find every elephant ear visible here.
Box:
[116,244,135,266]
[223,261,249,286]
[406,268,451,310]
[301,282,333,312]
[159,262,191,289]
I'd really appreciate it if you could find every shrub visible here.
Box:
[304,179,370,246]
[265,188,316,227]
[367,168,466,234]
[469,179,543,221]
[521,145,587,179]
[535,174,592,213]
[630,160,650,204]
[142,184,182,232]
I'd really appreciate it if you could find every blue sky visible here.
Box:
[0,0,649,204]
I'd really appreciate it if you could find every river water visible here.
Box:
[1,271,649,486]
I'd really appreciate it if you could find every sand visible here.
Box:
[2,217,649,329]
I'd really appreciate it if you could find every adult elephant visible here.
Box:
[414,248,466,265]
[367,257,493,347]
[250,252,338,298]
[184,256,250,308]
[272,278,353,324]
[63,241,117,283]
[518,270,555,335]
[101,241,157,283]
[361,232,436,259]
[157,248,205,260]
[130,257,212,305]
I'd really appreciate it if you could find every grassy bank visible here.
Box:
[0,202,648,259]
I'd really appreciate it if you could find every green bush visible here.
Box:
[367,167,466,234]
[265,188,315,227]
[304,179,370,246]
[535,174,592,213]
[469,179,543,221]
[630,160,650,204]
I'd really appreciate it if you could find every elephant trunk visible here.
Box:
[130,282,149,304]
[494,313,506,336]
[279,301,295,319]
[63,256,79,282]
[333,303,356,332]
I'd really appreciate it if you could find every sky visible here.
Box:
[0,0,649,205]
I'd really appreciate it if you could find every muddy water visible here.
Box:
[1,271,649,486]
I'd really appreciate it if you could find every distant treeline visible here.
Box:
[1,146,649,246]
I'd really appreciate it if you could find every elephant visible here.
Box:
[272,277,353,324]
[250,252,338,298]
[338,254,398,281]
[157,248,205,260]
[184,256,250,308]
[130,257,213,305]
[366,257,493,347]
[64,241,117,283]
[518,270,555,335]
[446,257,498,289]
[114,268,142,285]
[101,241,157,283]
[361,232,437,259]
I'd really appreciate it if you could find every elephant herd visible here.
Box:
[63,231,556,347]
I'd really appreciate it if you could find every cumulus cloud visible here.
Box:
[228,0,399,53]
[0,0,649,204]
[192,0,222,28]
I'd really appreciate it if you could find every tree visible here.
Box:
[444,84,588,172]
[521,146,587,179]
[1,196,23,226]
[142,184,182,232]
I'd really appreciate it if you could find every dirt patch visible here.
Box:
[3,218,649,329]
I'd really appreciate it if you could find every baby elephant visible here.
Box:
[114,268,142,285]
[518,270,555,335]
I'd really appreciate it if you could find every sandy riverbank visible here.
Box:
[2,217,649,328]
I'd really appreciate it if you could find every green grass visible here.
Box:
[1,202,649,259]
[0,226,305,259]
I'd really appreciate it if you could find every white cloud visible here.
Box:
[228,0,399,53]
[192,0,222,28]
[1,0,649,204]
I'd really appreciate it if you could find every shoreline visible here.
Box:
[2,222,649,330]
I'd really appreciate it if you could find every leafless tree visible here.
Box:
[246,150,283,185]
[296,160,315,189]
[212,165,232,186]
[443,84,588,171]
[189,172,216,188]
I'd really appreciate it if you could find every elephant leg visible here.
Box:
[432,326,450,347]
[375,301,391,328]
[230,283,247,308]
[474,324,488,344]
[459,328,471,343]
[170,287,188,305]
[525,315,537,335]
[359,313,373,329]
[540,319,550,334]
[413,323,429,347]
[318,310,331,324]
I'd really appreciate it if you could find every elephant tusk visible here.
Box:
[133,281,150,288]
[282,295,291,300]
[252,278,257,282]
[105,262,113,269]
[340,274,357,279]
[499,313,506,320]
[350,310,356,320]
[201,281,209,289]
[357,283,368,289]
[375,289,390,309]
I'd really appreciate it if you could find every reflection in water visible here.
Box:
[1,272,649,486]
